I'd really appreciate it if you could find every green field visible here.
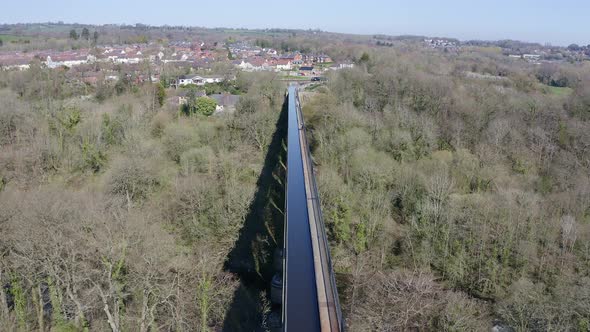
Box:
[0,34,33,44]
[281,75,311,81]
[313,62,334,69]
[545,85,573,96]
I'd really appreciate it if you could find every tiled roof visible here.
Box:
[210,94,240,107]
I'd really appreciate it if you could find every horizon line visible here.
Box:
[1,21,586,48]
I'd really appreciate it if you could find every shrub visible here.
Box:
[196,97,217,116]
[180,147,215,175]
[101,113,125,146]
[150,111,172,138]
[350,147,395,189]
[81,140,106,172]
[105,157,161,201]
[0,103,24,146]
[161,122,201,163]
[181,94,218,116]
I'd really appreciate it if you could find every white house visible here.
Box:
[237,60,255,71]
[177,75,224,86]
[276,60,292,71]
[236,60,272,72]
[523,54,541,60]
[45,54,96,69]
[178,75,203,86]
[203,77,223,84]
[1,62,30,71]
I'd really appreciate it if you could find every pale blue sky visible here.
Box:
[1,0,588,46]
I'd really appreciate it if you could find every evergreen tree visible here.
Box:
[69,29,79,40]
[156,83,166,107]
[81,28,90,41]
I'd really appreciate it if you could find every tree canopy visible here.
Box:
[69,29,79,40]
[81,28,90,41]
[195,96,217,116]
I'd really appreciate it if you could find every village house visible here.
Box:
[275,58,292,70]
[304,54,332,64]
[329,63,354,70]
[523,54,541,60]
[203,76,223,84]
[299,66,314,76]
[424,38,458,49]
[236,57,271,72]
[46,52,96,68]
[100,47,148,64]
[236,60,255,71]
[281,52,303,65]
[210,93,240,114]
[0,52,34,70]
[176,89,206,106]
[177,75,204,86]
[176,75,223,87]
[316,54,332,63]
[167,52,190,63]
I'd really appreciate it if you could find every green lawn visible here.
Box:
[281,76,311,81]
[0,34,33,44]
[545,85,573,96]
[313,62,334,69]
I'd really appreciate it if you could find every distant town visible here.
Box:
[421,37,590,63]
[0,38,353,82]
[0,23,588,115]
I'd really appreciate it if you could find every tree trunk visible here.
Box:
[102,300,120,332]
[65,286,85,328]
[0,271,9,323]
[35,284,45,332]
[139,290,149,332]
[98,286,120,332]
